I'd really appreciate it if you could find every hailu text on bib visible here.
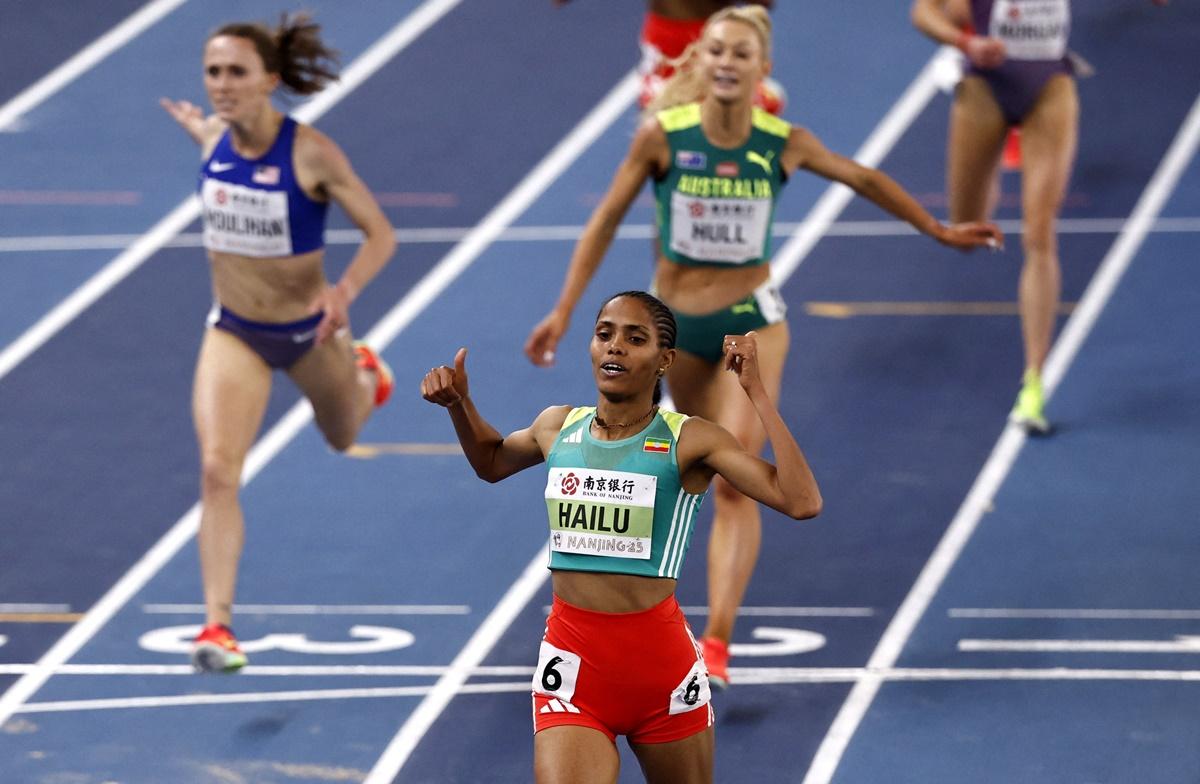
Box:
[545,467,656,559]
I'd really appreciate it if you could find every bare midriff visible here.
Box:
[653,255,771,315]
[208,248,327,322]
[552,570,677,614]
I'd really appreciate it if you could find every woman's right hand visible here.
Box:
[421,347,470,408]
[962,35,1006,70]
[159,98,212,145]
[524,311,568,367]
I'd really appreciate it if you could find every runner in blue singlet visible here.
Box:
[160,13,396,672]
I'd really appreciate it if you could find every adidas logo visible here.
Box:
[563,428,583,444]
[539,698,581,715]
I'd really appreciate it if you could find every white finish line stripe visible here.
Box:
[0,664,535,677]
[15,666,1200,715]
[801,90,1200,784]
[140,603,470,615]
[951,608,1200,620]
[6,216,1200,254]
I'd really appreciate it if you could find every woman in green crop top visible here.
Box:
[524,5,1003,688]
[424,291,820,782]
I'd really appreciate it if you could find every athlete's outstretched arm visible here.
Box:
[781,125,1004,252]
[680,332,821,520]
[525,118,668,367]
[421,348,566,482]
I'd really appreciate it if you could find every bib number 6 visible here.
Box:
[532,641,581,702]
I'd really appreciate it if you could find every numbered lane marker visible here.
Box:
[730,628,827,657]
[138,625,415,656]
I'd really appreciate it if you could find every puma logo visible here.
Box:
[746,150,774,174]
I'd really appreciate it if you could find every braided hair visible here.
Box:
[211,12,339,96]
[597,291,677,404]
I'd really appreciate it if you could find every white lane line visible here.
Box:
[16,681,535,715]
[0,604,73,613]
[0,0,187,132]
[0,0,464,731]
[0,0,462,386]
[801,90,1200,784]
[736,667,1200,684]
[361,71,641,783]
[0,664,535,677]
[951,608,1200,620]
[16,665,1200,715]
[680,606,875,618]
[141,603,470,615]
[959,637,1200,654]
[12,215,1200,254]
[772,50,950,286]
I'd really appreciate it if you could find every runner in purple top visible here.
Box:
[911,0,1168,434]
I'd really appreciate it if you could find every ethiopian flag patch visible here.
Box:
[643,437,671,454]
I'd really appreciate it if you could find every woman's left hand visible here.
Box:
[937,221,1005,252]
[310,281,353,344]
[723,332,763,393]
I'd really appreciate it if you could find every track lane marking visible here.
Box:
[10,215,1200,253]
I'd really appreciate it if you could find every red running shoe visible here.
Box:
[191,623,247,673]
[354,342,394,407]
[701,636,730,690]
[1002,127,1022,171]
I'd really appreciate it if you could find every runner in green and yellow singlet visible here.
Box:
[525,5,1002,688]
[424,290,821,784]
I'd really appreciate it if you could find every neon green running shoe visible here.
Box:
[191,623,248,673]
[1009,369,1051,435]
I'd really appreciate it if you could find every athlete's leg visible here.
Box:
[192,328,272,628]
[1016,75,1077,374]
[534,726,620,784]
[630,726,714,784]
[287,329,377,451]
[947,76,1009,223]
[667,322,789,650]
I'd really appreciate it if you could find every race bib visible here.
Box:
[546,468,655,560]
[989,0,1069,61]
[668,659,712,715]
[670,191,771,265]
[532,640,582,701]
[202,179,292,257]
